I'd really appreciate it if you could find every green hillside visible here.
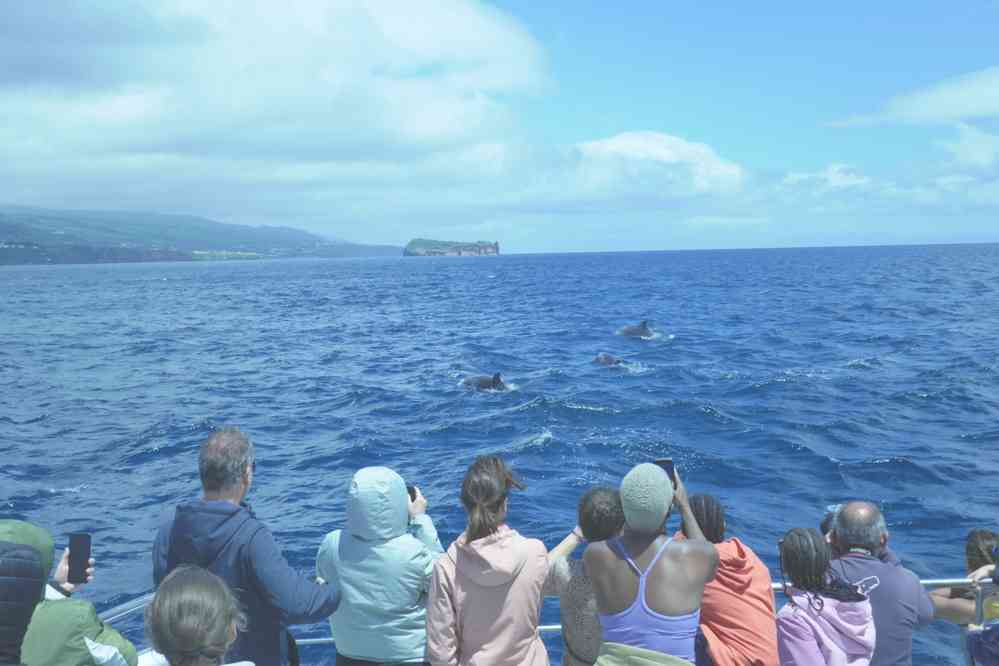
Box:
[0,206,400,264]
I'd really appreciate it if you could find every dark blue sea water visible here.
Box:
[3,245,999,665]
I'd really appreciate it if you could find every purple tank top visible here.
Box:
[597,537,700,662]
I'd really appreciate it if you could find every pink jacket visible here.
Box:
[777,590,875,666]
[426,525,549,666]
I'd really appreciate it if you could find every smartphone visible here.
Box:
[654,458,677,487]
[68,532,91,585]
[407,485,417,502]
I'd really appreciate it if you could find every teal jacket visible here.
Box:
[316,467,443,663]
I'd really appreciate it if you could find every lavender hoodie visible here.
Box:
[777,591,876,666]
[427,525,548,666]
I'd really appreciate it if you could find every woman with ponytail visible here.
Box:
[146,566,252,666]
[426,455,551,666]
[776,528,875,666]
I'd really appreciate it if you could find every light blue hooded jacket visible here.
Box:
[316,467,443,663]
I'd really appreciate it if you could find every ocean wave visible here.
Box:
[6,245,999,666]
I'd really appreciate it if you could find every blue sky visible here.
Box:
[2,1,998,252]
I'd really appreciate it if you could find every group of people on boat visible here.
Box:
[2,427,998,666]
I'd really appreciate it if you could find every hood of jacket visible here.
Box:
[711,537,758,594]
[346,467,410,541]
[450,525,528,588]
[0,520,54,576]
[789,590,875,657]
[167,500,255,568]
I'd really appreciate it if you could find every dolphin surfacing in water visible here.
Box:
[619,320,654,338]
[462,372,508,391]
[594,353,625,366]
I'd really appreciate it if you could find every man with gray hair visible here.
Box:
[828,501,933,666]
[153,428,339,666]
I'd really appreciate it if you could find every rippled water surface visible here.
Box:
[3,245,999,664]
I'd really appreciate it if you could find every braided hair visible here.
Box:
[686,494,726,544]
[779,527,865,612]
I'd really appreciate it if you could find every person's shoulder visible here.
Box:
[895,563,928,590]
[668,536,718,560]
[434,541,459,571]
[155,504,180,530]
[583,539,614,560]
[524,536,547,556]
[775,600,800,622]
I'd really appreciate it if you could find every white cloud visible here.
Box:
[685,215,769,228]
[782,164,871,190]
[0,0,546,160]
[575,131,745,195]
[940,123,999,168]
[2,2,999,251]
[835,66,999,126]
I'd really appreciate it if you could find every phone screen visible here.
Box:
[653,458,676,487]
[407,485,417,502]
[68,532,91,584]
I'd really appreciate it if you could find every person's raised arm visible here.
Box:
[249,526,339,624]
[673,470,705,543]
[549,526,585,561]
[315,532,339,588]
[672,470,718,582]
[408,487,444,555]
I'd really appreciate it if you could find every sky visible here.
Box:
[2,1,998,252]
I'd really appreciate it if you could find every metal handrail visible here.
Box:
[106,578,990,625]
[114,577,995,660]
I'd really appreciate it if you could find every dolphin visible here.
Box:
[462,372,508,391]
[594,353,625,366]
[619,320,653,338]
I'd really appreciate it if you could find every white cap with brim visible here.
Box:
[621,463,673,533]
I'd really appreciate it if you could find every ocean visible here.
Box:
[3,244,999,664]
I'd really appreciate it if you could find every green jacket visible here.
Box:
[21,599,137,666]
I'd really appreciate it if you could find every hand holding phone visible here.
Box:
[407,485,427,517]
[653,458,677,488]
[68,533,91,585]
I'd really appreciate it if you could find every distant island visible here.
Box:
[403,238,500,257]
[0,206,400,265]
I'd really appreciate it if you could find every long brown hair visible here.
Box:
[967,529,999,573]
[147,566,246,666]
[461,455,524,541]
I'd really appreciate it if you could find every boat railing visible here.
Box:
[102,578,993,662]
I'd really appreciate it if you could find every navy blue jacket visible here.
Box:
[0,540,45,664]
[969,622,999,665]
[153,501,339,666]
